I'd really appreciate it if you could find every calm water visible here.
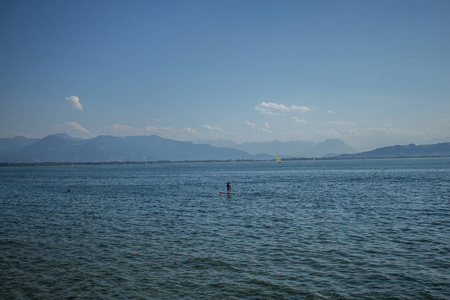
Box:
[1,158,449,299]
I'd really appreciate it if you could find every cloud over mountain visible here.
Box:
[108,124,136,134]
[202,125,222,131]
[182,127,197,135]
[256,101,312,115]
[65,122,89,134]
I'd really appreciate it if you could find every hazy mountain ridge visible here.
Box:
[0,134,271,163]
[337,142,450,158]
[194,138,355,158]
[2,134,449,163]
[0,136,40,157]
[428,137,450,144]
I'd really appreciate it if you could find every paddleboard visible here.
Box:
[219,192,240,196]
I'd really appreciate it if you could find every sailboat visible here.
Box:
[276,156,281,163]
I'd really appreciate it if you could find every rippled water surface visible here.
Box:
[1,158,449,299]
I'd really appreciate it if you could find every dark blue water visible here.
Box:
[1,158,449,299]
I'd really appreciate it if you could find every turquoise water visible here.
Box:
[1,158,449,299]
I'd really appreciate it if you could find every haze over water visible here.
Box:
[1,158,449,299]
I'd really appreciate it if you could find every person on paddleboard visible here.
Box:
[227,182,231,194]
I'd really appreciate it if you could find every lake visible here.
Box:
[1,158,449,299]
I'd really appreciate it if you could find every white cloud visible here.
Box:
[245,120,256,127]
[65,96,83,111]
[145,126,173,133]
[260,102,290,111]
[145,126,158,132]
[290,105,311,113]
[264,122,270,128]
[293,117,308,124]
[182,127,197,135]
[255,101,312,115]
[255,102,287,115]
[65,122,89,134]
[262,128,272,133]
[328,110,336,114]
[108,124,136,134]
[329,121,354,126]
[202,125,222,131]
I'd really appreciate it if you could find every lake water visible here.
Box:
[1,158,449,299]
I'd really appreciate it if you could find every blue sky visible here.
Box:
[1,0,449,151]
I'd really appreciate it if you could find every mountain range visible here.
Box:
[0,134,358,163]
[193,138,356,158]
[0,134,269,163]
[337,142,450,158]
[1,134,449,163]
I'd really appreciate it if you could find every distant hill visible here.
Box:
[0,136,39,157]
[302,139,356,158]
[0,134,273,163]
[428,137,450,144]
[337,142,450,158]
[193,139,239,149]
[193,138,355,158]
[237,140,317,157]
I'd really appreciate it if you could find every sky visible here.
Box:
[1,0,449,151]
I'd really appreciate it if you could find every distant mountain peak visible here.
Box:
[48,133,82,141]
